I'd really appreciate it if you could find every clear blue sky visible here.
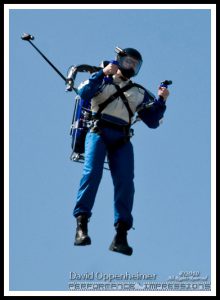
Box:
[6,4,215,295]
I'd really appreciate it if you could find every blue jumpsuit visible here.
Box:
[73,70,166,230]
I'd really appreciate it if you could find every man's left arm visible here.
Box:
[137,86,170,128]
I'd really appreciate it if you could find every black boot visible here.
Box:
[74,215,91,246]
[109,222,133,256]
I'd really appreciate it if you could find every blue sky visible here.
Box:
[5,4,216,296]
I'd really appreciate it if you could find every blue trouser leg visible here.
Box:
[73,126,135,230]
[73,131,106,218]
[108,140,135,230]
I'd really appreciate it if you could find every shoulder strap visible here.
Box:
[132,83,156,101]
[114,84,134,124]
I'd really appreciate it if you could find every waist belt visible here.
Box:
[92,117,130,131]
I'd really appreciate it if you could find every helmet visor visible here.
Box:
[118,55,142,76]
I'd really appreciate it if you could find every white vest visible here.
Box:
[91,76,145,123]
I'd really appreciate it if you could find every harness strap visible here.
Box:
[89,80,154,149]
[95,81,134,122]
[113,84,134,124]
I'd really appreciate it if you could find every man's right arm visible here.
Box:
[77,69,105,99]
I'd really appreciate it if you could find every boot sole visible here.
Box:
[109,244,133,256]
[74,237,91,246]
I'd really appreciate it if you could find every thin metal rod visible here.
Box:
[28,40,66,82]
